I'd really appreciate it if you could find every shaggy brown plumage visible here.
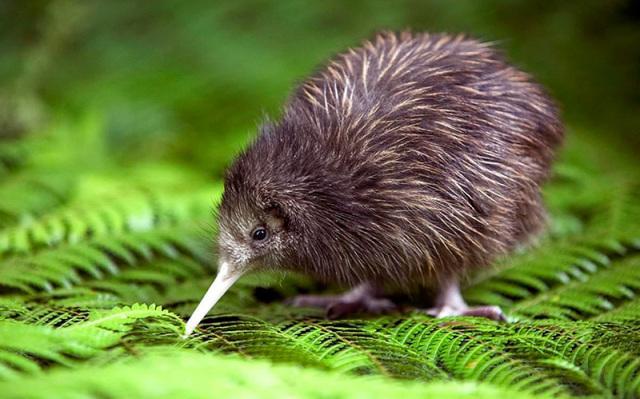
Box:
[184,31,564,335]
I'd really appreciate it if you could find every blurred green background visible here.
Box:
[1,0,639,175]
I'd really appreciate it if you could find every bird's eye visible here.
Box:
[252,227,268,241]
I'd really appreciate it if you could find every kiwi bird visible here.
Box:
[184,31,563,336]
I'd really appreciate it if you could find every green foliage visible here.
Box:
[0,350,550,399]
[1,1,639,398]
[0,127,638,398]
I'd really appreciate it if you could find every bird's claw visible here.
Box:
[288,293,397,319]
[425,304,506,321]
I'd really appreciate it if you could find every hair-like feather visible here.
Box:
[218,31,563,291]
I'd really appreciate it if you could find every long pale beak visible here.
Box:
[183,261,242,338]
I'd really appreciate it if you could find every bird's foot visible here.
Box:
[425,276,507,321]
[287,283,397,319]
[425,304,506,321]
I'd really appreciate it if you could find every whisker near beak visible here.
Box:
[183,261,242,338]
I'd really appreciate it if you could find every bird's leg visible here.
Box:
[426,276,506,321]
[288,282,397,319]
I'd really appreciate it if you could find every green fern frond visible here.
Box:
[509,255,640,320]
[0,224,210,293]
[504,321,640,398]
[276,318,447,379]
[0,171,73,228]
[0,184,221,256]
[370,316,574,396]
[0,351,550,399]
[0,304,181,378]
[465,236,640,315]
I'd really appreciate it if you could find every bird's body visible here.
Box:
[184,32,563,336]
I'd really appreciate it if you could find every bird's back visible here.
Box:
[288,31,561,174]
